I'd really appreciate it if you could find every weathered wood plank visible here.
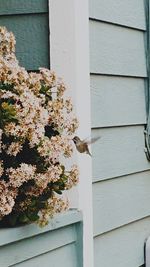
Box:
[89,0,146,30]
[90,21,147,77]
[0,14,49,70]
[94,217,150,267]
[92,126,150,182]
[0,225,76,266]
[0,0,48,15]
[12,243,77,267]
[91,75,146,127]
[93,171,150,236]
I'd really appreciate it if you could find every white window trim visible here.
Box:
[49,1,93,267]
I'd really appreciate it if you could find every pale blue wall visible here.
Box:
[89,0,150,266]
[0,211,82,267]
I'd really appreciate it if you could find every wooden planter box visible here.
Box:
[0,210,82,267]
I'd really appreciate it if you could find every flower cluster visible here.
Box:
[0,26,79,227]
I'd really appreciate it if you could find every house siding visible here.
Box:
[0,0,50,70]
[89,0,150,266]
[0,2,83,267]
[0,211,82,267]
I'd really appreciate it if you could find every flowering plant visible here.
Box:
[0,27,79,227]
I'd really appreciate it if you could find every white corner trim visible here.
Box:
[49,1,94,267]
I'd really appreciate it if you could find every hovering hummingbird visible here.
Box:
[73,136,100,156]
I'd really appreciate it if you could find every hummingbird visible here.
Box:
[73,136,100,156]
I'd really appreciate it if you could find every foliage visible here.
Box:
[0,26,79,227]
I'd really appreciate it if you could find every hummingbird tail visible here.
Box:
[87,150,92,157]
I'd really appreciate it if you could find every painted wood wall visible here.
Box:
[0,211,82,267]
[0,0,50,70]
[0,1,83,267]
[89,1,150,266]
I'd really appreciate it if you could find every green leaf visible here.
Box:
[61,165,65,173]
[61,175,68,182]
[8,214,18,226]
[40,85,52,101]
[37,201,46,209]
[0,83,15,92]
[27,211,39,222]
[30,199,37,207]
[55,190,62,195]
[19,213,30,223]
[0,101,18,128]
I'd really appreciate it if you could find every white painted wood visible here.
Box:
[145,235,150,267]
[49,1,93,267]
[93,171,150,236]
[94,217,150,267]
[90,21,147,77]
[91,75,146,127]
[92,126,150,182]
[89,0,146,30]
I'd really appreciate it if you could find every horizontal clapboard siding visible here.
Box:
[0,0,48,15]
[0,15,49,70]
[0,210,82,267]
[89,0,146,30]
[0,225,76,266]
[0,0,49,70]
[94,217,150,267]
[12,243,77,267]
[0,210,82,247]
[91,75,146,128]
[92,126,149,182]
[93,171,150,236]
[90,21,147,77]
[90,0,149,266]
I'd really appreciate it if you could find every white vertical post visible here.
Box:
[49,1,93,267]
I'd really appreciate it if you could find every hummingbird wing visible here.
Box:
[84,136,101,145]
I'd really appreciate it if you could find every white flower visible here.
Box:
[0,26,79,225]
[7,164,36,188]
